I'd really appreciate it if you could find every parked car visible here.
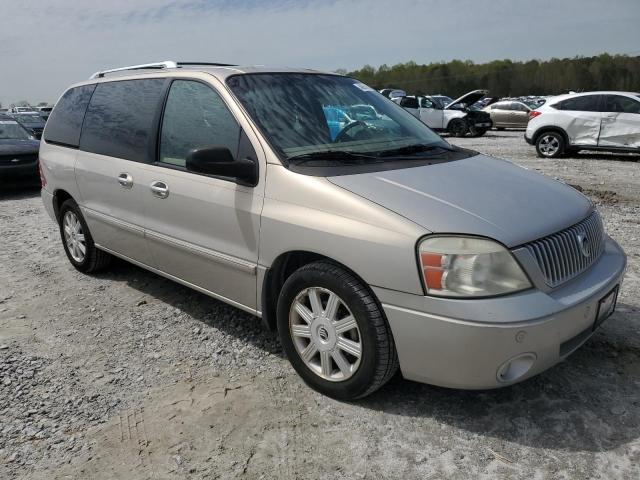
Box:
[11,112,46,139]
[10,106,36,113]
[41,62,626,400]
[0,113,40,186]
[36,106,54,122]
[484,100,532,129]
[525,91,640,157]
[396,90,493,136]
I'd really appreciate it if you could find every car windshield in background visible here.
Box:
[433,96,453,107]
[0,120,30,140]
[16,114,42,124]
[227,73,448,162]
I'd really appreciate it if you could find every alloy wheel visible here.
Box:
[538,134,560,156]
[63,211,87,263]
[289,287,362,382]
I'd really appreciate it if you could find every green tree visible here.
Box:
[347,54,640,97]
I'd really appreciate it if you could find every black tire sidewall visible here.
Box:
[58,200,97,273]
[276,264,382,400]
[448,119,468,137]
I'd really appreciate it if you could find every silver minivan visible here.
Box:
[40,62,626,399]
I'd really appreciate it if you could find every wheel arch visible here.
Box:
[52,189,75,221]
[532,126,570,146]
[260,250,378,332]
[443,111,467,130]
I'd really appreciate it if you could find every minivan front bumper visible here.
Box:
[374,235,626,389]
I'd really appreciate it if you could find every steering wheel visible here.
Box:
[334,121,369,143]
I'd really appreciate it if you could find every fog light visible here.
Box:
[496,353,537,383]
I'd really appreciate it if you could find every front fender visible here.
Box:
[259,164,427,295]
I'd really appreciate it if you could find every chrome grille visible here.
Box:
[523,212,605,287]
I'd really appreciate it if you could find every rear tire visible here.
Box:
[535,131,565,158]
[58,199,112,273]
[448,119,468,137]
[277,261,398,400]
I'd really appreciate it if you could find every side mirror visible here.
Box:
[186,146,257,187]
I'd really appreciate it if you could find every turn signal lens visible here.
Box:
[418,236,531,297]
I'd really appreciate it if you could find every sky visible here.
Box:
[1,0,639,105]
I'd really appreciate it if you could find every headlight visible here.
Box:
[418,236,531,297]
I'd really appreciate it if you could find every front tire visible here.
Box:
[58,199,112,273]
[470,128,488,137]
[277,261,398,400]
[535,131,565,158]
[448,119,468,137]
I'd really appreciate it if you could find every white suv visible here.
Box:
[525,91,640,157]
[395,90,492,137]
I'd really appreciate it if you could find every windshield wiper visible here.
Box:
[376,144,455,157]
[288,150,383,165]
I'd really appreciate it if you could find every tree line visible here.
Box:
[345,54,640,98]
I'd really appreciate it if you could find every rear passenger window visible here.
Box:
[602,95,640,114]
[80,79,165,162]
[556,95,600,112]
[44,84,96,147]
[159,81,240,167]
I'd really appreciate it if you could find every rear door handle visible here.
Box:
[117,173,133,189]
[150,181,169,199]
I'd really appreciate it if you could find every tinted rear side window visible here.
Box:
[602,95,640,114]
[80,79,165,162]
[44,84,96,147]
[555,95,600,112]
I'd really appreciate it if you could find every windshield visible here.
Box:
[434,96,452,105]
[0,120,31,140]
[15,114,42,125]
[227,73,448,162]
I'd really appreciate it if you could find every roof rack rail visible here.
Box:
[90,61,178,79]
[176,62,237,67]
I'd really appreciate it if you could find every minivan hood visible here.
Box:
[328,155,592,247]
[446,90,488,110]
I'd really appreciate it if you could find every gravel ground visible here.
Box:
[1,131,639,479]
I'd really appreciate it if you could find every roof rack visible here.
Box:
[176,62,237,67]
[90,61,177,79]
[89,61,237,79]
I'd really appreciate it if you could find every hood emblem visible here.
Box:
[576,231,590,257]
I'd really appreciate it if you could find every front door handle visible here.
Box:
[150,181,169,199]
[117,172,133,189]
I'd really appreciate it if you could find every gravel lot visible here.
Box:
[1,131,639,479]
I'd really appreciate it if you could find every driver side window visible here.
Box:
[159,80,240,167]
